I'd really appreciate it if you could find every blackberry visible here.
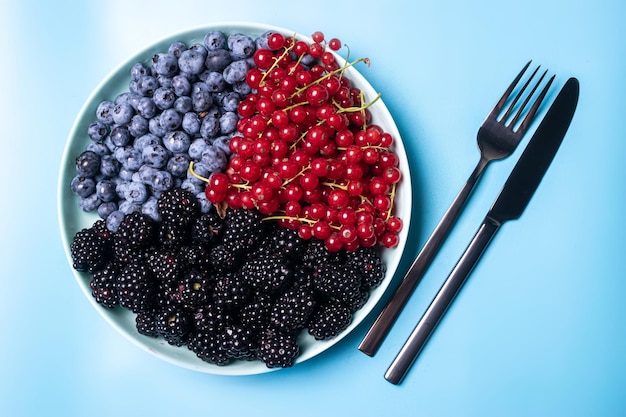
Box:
[212,273,252,312]
[179,244,212,273]
[258,327,300,368]
[157,218,191,249]
[270,284,317,332]
[301,238,342,270]
[209,244,240,272]
[116,261,156,313]
[312,262,361,305]
[347,246,386,289]
[146,247,184,282]
[241,255,293,296]
[89,261,120,308]
[157,188,199,226]
[178,269,213,311]
[191,210,225,245]
[221,208,268,255]
[70,227,110,273]
[112,240,150,266]
[192,303,232,334]
[114,211,156,248]
[221,325,258,360]
[92,219,114,241]
[307,298,353,341]
[136,310,158,338]
[156,304,191,346]
[188,330,230,365]
[257,225,306,261]
[239,293,272,334]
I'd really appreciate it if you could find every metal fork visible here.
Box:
[358,61,555,356]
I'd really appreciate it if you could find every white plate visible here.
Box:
[57,21,412,375]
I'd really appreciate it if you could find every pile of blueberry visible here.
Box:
[71,30,267,231]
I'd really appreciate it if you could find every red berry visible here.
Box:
[328,38,342,51]
[311,31,325,43]
[267,32,286,50]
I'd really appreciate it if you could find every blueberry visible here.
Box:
[136,96,157,119]
[196,191,212,214]
[119,199,141,215]
[148,116,167,137]
[88,121,109,142]
[199,109,220,139]
[152,52,179,77]
[153,87,176,110]
[151,170,174,192]
[86,141,109,157]
[232,80,252,96]
[106,210,125,232]
[191,82,213,112]
[173,96,192,114]
[142,143,169,168]
[228,33,255,59]
[97,202,118,219]
[71,175,96,198]
[159,108,182,131]
[171,75,191,96]
[188,43,208,58]
[131,62,150,81]
[118,167,135,181]
[100,155,121,177]
[133,133,161,151]
[96,179,117,202]
[137,165,158,184]
[255,32,272,50]
[181,178,203,194]
[204,48,232,72]
[163,130,191,153]
[223,60,249,84]
[114,146,143,171]
[110,125,131,147]
[79,193,101,212]
[178,49,205,75]
[182,112,201,135]
[167,154,190,177]
[219,111,238,134]
[212,135,232,155]
[128,114,149,137]
[203,71,226,92]
[112,102,135,125]
[124,181,149,204]
[158,75,173,89]
[96,100,115,124]
[141,196,161,221]
[204,31,226,50]
[136,75,159,96]
[218,91,240,112]
[168,41,187,58]
[188,138,209,160]
[200,145,227,172]
[76,150,101,177]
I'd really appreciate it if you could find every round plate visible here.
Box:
[58,21,412,375]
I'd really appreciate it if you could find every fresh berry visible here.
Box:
[258,327,299,368]
[70,227,110,273]
[156,305,191,346]
[307,298,353,340]
[89,261,119,308]
[116,261,156,313]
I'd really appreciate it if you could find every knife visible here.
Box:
[384,77,579,385]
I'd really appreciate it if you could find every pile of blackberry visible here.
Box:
[70,187,386,369]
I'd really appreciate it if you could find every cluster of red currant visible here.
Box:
[199,30,403,252]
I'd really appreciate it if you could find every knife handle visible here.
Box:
[358,158,489,356]
[384,217,501,384]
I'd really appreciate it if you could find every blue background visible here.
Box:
[2,1,624,416]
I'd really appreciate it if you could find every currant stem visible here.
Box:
[188,161,210,183]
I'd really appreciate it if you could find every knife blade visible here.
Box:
[384,77,579,384]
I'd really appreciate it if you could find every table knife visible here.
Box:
[384,77,579,384]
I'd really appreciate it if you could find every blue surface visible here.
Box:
[2,1,625,416]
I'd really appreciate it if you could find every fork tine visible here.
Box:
[490,60,532,116]
[515,73,556,133]
[500,65,541,123]
[507,69,548,127]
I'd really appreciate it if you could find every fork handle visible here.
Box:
[384,217,501,384]
[358,156,490,356]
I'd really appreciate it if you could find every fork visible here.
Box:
[358,61,555,356]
